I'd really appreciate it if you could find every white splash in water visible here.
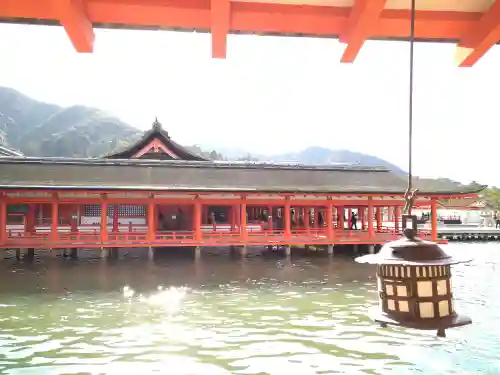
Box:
[123,285,189,314]
[122,285,135,299]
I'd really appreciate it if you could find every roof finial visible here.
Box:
[152,117,162,131]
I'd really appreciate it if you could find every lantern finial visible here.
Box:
[402,227,416,240]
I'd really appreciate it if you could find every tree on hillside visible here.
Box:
[209,150,219,160]
[237,153,259,161]
[481,187,500,210]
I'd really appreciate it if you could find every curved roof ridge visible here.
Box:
[102,118,209,161]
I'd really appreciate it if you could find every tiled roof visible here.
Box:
[0,157,486,195]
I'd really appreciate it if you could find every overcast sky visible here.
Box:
[0,23,499,185]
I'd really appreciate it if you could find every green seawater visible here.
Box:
[0,243,498,374]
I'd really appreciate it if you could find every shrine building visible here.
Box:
[0,119,485,258]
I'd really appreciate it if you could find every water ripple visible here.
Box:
[0,244,498,374]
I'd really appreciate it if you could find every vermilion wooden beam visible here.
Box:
[3,197,433,208]
[0,188,480,200]
[51,0,94,53]
[0,0,492,64]
[456,0,500,67]
[340,0,387,63]
[211,0,231,59]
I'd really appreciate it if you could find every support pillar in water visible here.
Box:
[229,245,237,256]
[109,248,119,259]
[25,248,35,262]
[16,249,21,260]
[284,245,291,258]
[70,248,78,259]
[195,246,201,260]
[148,246,155,261]
[368,245,375,254]
[100,248,109,259]
[327,244,334,255]
[239,246,247,257]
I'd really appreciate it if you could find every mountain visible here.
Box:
[0,87,142,157]
[0,86,406,173]
[262,147,405,173]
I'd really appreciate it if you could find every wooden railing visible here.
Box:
[0,225,435,248]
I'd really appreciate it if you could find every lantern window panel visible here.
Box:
[396,285,408,297]
[419,302,435,318]
[398,300,410,313]
[436,280,448,296]
[417,281,433,297]
[438,300,450,317]
[387,299,396,311]
[385,284,394,296]
[383,280,411,297]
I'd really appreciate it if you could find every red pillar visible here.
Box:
[27,204,36,235]
[313,208,319,230]
[360,207,366,230]
[235,205,240,226]
[194,198,202,241]
[230,206,235,231]
[376,207,382,232]
[327,203,333,240]
[0,197,6,243]
[348,208,352,228]
[112,204,119,232]
[51,200,59,242]
[367,198,374,237]
[240,198,247,241]
[304,207,310,232]
[394,206,401,233]
[148,201,155,241]
[100,199,108,243]
[431,199,438,241]
[284,197,291,239]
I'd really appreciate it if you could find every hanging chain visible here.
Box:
[404,0,418,216]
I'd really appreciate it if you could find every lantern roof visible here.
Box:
[356,231,470,266]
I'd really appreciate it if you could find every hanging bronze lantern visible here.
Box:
[355,215,471,337]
